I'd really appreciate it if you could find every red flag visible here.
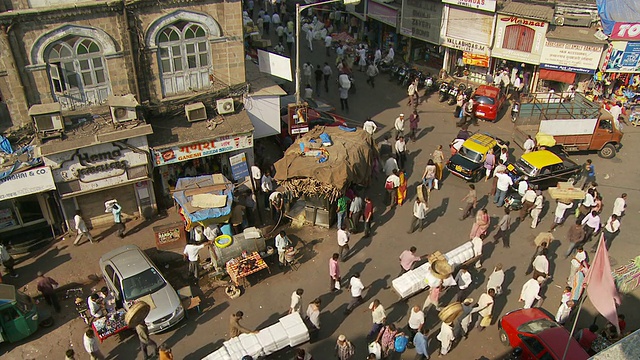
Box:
[585,234,621,332]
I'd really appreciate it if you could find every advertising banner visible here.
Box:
[399,0,443,44]
[443,6,493,56]
[153,133,254,166]
[610,23,640,40]
[539,39,603,74]
[604,41,640,73]
[0,166,55,201]
[463,52,490,67]
[442,0,497,12]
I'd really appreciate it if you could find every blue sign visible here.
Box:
[229,152,250,181]
[540,63,595,75]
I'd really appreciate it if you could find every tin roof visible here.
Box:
[545,25,608,44]
[106,94,139,108]
[499,1,555,22]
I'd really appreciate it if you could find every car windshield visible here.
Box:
[122,268,166,301]
[16,291,34,314]
[515,158,538,177]
[474,95,495,105]
[517,318,559,334]
[458,147,484,163]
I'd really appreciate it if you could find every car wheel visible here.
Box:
[499,329,509,345]
[40,317,54,328]
[473,171,483,182]
[598,144,616,159]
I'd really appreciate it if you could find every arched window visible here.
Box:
[46,37,110,108]
[158,22,211,96]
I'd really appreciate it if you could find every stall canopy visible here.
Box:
[539,69,576,84]
[596,0,640,35]
[173,174,233,230]
[273,126,376,202]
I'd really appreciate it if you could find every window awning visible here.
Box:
[539,69,576,84]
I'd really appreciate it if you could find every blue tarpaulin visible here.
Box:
[173,175,234,229]
[597,0,640,35]
[0,145,42,181]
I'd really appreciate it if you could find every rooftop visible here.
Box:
[545,25,608,44]
[499,1,555,22]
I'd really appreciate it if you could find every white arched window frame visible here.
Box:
[158,22,212,96]
[46,37,111,108]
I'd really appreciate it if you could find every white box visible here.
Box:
[238,333,265,358]
[267,323,290,350]
[202,347,231,360]
[279,312,304,329]
[223,337,244,359]
[283,321,310,346]
[256,329,278,355]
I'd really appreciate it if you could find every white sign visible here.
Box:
[257,49,292,82]
[400,0,443,44]
[539,39,603,74]
[443,7,494,56]
[493,15,548,64]
[442,0,497,12]
[0,166,56,201]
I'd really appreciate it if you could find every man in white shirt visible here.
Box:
[581,210,600,242]
[344,272,366,314]
[261,171,274,208]
[599,214,621,250]
[532,248,549,278]
[455,267,473,302]
[271,12,281,27]
[337,225,350,261]
[383,156,398,176]
[394,113,406,139]
[385,169,401,206]
[523,135,535,153]
[408,198,428,233]
[183,241,207,279]
[363,118,377,135]
[263,12,271,34]
[349,194,364,233]
[609,101,622,129]
[494,172,513,207]
[289,288,304,314]
[395,136,407,169]
[517,177,529,196]
[374,47,382,65]
[407,305,425,341]
[519,277,544,309]
[251,164,262,193]
[550,199,573,231]
[612,193,627,217]
[87,293,104,319]
[472,288,495,331]
[367,299,386,339]
[530,191,544,229]
[324,34,332,56]
[83,329,104,360]
[73,210,94,246]
[203,224,221,241]
[519,187,537,221]
[275,230,291,267]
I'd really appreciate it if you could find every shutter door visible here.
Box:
[78,185,137,224]
[446,7,494,46]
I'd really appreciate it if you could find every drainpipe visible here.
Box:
[123,1,142,102]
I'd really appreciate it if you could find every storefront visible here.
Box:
[441,1,496,82]
[538,32,605,93]
[42,133,156,229]
[601,23,640,103]
[151,132,254,209]
[0,166,61,252]
[366,0,399,53]
[492,4,552,92]
[399,0,443,68]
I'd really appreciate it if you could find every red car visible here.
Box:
[498,308,589,360]
[473,85,506,121]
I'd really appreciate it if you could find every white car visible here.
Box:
[99,245,184,333]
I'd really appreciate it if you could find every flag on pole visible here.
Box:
[585,233,621,332]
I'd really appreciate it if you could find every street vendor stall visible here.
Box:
[273,126,376,227]
[226,251,270,287]
[172,174,234,231]
[91,308,128,342]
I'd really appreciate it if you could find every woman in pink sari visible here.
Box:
[397,169,408,206]
[470,208,490,239]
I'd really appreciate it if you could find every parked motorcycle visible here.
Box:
[389,64,401,81]
[396,65,409,85]
[379,58,393,73]
[423,73,435,93]
[448,83,466,106]
[438,82,451,102]
[511,101,520,123]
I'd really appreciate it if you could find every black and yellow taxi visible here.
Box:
[506,149,582,189]
[446,133,505,182]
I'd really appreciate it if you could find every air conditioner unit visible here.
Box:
[186,102,208,122]
[29,103,64,139]
[554,16,565,26]
[216,98,235,115]
[111,107,138,123]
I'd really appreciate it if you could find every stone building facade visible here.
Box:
[0,0,246,130]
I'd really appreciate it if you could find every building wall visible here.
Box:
[0,0,246,129]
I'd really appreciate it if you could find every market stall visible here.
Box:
[172,174,234,231]
[225,251,270,287]
[91,309,128,342]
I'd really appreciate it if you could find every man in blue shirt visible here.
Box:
[414,327,429,359]
[112,202,125,238]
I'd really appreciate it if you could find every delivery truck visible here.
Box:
[513,92,623,159]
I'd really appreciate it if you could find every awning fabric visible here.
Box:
[539,69,576,84]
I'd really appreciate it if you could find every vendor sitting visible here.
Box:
[88,293,105,319]
[99,286,116,313]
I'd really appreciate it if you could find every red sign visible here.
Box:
[611,23,640,40]
[500,16,546,28]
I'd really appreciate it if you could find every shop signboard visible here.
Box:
[229,152,250,181]
[604,41,640,73]
[443,6,493,56]
[153,132,253,166]
[442,0,497,12]
[367,0,398,28]
[399,0,443,45]
[0,166,56,201]
[539,39,603,74]
[492,15,548,64]
[463,52,490,67]
[610,23,640,41]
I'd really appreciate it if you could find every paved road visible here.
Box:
[5,27,640,360]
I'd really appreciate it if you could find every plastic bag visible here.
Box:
[394,335,408,353]
[433,179,439,190]
[368,342,381,359]
[334,280,341,290]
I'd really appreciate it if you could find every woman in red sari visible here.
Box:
[397,169,408,206]
[470,208,490,239]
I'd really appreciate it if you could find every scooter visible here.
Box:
[511,102,520,123]
[503,192,523,211]
[438,82,451,102]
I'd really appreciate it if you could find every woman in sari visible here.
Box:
[375,323,403,359]
[470,208,490,239]
[397,169,408,206]
[571,262,589,302]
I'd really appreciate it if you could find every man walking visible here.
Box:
[289,288,304,314]
[344,272,367,314]
[612,193,627,218]
[519,277,545,309]
[407,305,425,341]
[395,136,407,169]
[349,193,364,233]
[565,219,586,258]
[183,240,207,280]
[530,191,544,228]
[362,118,377,136]
[455,267,472,302]
[493,171,513,207]
[322,62,332,93]
[0,243,17,278]
[437,321,455,356]
[329,253,341,291]
[385,169,400,207]
[83,329,104,360]
[336,194,349,231]
[367,299,386,339]
[408,198,428,233]
[112,201,125,238]
[275,230,291,267]
[493,208,512,248]
[37,271,60,312]
[581,159,596,190]
[581,210,600,242]
[472,288,495,331]
[595,214,620,250]
[363,197,374,237]
[394,113,406,139]
[338,73,350,112]
[460,184,477,220]
[366,62,378,88]
[136,323,158,360]
[519,186,537,221]
[414,327,429,360]
[73,210,94,246]
[337,225,350,261]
